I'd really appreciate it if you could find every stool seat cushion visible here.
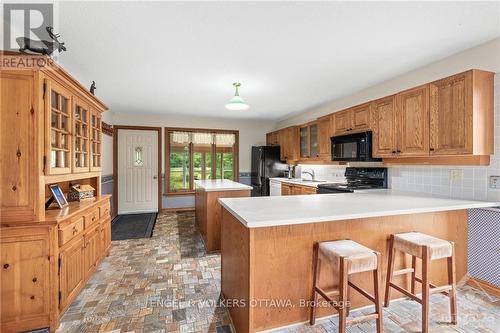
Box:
[319,240,378,274]
[393,232,452,260]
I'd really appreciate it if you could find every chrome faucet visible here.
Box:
[302,169,315,181]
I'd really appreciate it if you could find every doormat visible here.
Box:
[111,213,157,240]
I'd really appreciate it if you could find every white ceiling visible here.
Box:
[58,1,500,120]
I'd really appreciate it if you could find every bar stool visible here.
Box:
[384,232,457,333]
[310,239,383,333]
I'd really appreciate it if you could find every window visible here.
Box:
[165,128,238,194]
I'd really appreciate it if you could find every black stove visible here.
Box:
[316,167,387,194]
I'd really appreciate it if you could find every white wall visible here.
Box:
[276,38,500,128]
[101,112,275,176]
[101,111,114,176]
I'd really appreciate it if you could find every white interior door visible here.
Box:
[117,129,159,214]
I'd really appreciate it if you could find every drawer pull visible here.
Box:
[72,226,78,234]
[32,277,37,283]
[3,263,9,269]
[30,295,35,300]
[92,216,96,222]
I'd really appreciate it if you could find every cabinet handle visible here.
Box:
[3,264,9,269]
[396,150,401,153]
[32,277,37,283]
[391,151,396,154]
[30,295,35,300]
[72,226,78,234]
[430,148,435,151]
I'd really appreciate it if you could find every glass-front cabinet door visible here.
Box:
[45,80,72,174]
[309,123,318,158]
[90,110,102,171]
[73,99,90,172]
[300,126,309,158]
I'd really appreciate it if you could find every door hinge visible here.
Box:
[43,83,46,99]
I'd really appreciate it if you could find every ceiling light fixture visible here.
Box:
[225,82,249,110]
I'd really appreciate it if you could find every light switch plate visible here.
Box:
[490,176,500,189]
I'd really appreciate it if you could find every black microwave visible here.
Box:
[331,131,380,162]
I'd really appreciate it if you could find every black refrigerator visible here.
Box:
[251,146,286,196]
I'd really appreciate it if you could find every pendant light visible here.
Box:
[225,82,249,110]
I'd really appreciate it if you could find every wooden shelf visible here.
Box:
[44,171,101,184]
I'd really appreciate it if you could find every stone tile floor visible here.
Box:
[57,212,499,333]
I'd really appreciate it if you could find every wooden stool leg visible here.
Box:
[448,243,457,325]
[411,255,417,294]
[373,252,384,333]
[338,257,348,333]
[310,243,320,325]
[384,235,395,307]
[421,246,430,333]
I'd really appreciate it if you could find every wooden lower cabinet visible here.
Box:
[0,226,57,333]
[281,182,317,195]
[59,237,85,311]
[84,223,102,277]
[1,196,111,333]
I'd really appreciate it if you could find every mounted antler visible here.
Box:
[46,26,61,41]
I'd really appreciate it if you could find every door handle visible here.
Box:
[153,175,158,180]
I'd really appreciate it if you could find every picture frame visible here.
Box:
[48,184,69,208]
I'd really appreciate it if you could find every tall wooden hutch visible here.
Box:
[0,52,111,332]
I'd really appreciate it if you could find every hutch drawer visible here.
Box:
[58,217,84,246]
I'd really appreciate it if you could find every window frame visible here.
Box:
[164,127,239,196]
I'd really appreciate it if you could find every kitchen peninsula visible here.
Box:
[218,190,498,333]
[195,179,252,252]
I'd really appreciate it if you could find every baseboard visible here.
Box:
[162,207,195,213]
[466,277,500,297]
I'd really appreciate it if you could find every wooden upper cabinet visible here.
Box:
[310,123,318,158]
[1,73,38,222]
[396,85,430,156]
[73,98,91,172]
[333,103,371,135]
[266,131,279,146]
[278,126,299,162]
[333,109,352,135]
[299,126,309,158]
[351,103,371,132]
[430,71,473,155]
[372,96,397,157]
[45,79,72,175]
[299,121,319,159]
[317,115,332,159]
[90,110,102,171]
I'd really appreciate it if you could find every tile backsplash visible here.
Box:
[299,72,500,203]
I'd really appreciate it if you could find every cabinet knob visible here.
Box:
[391,151,396,154]
[30,295,35,300]
[396,150,401,153]
[3,263,9,269]
[430,148,435,151]
[32,277,37,283]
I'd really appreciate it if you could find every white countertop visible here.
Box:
[194,179,252,192]
[269,177,328,188]
[218,190,499,228]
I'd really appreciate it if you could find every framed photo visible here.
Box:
[49,184,69,208]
